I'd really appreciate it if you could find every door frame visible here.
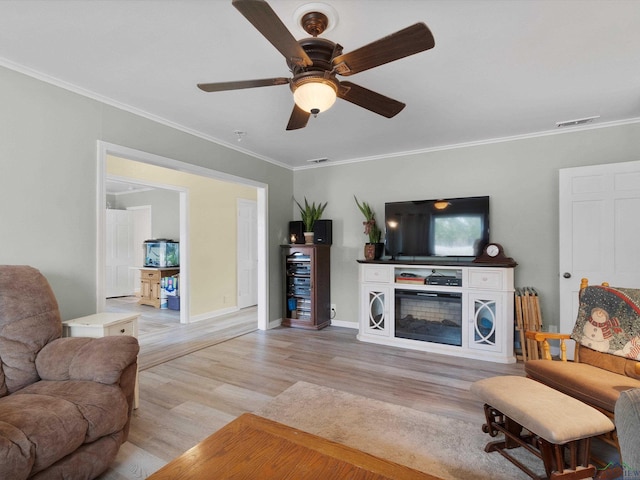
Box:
[96,141,269,330]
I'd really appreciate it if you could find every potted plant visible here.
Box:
[294,197,328,244]
[354,196,384,260]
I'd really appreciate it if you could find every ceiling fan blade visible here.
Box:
[286,104,310,130]
[338,81,405,118]
[232,0,312,67]
[197,77,290,92]
[332,23,435,76]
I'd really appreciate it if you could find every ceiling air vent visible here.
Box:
[307,158,328,164]
[556,116,600,128]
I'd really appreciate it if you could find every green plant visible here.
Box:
[294,197,328,232]
[354,196,381,244]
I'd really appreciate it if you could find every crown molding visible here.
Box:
[3,57,639,173]
[0,58,292,170]
[293,116,640,171]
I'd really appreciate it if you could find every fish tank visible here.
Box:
[144,240,179,267]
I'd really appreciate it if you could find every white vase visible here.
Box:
[304,232,314,245]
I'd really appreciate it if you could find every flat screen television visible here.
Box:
[385,196,489,258]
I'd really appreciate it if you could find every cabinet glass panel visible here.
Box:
[368,290,386,331]
[473,298,496,346]
[286,252,311,319]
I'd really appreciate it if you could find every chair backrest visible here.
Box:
[0,265,61,396]
[571,284,640,380]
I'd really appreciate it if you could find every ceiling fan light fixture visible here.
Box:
[292,77,338,114]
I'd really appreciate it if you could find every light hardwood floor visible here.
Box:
[105,297,257,370]
[100,313,526,479]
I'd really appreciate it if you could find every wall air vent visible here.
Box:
[556,116,600,128]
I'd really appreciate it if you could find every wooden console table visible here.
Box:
[138,267,179,308]
[147,413,442,480]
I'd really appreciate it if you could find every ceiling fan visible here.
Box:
[197,0,435,130]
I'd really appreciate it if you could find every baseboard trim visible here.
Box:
[269,318,358,329]
[330,320,358,329]
[190,306,239,323]
[269,319,283,329]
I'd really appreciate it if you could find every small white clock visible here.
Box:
[486,244,500,257]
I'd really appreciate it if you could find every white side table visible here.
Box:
[62,312,140,408]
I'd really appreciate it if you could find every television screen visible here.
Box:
[385,196,489,258]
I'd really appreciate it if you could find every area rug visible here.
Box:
[255,381,545,480]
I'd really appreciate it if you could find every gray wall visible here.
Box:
[0,65,293,321]
[114,189,180,240]
[294,123,640,329]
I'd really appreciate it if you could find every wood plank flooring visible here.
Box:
[105,297,257,370]
[100,317,525,479]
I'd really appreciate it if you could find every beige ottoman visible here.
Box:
[471,376,614,479]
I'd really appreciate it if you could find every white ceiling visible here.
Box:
[1,0,639,169]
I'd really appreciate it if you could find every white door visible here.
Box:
[128,205,152,295]
[237,199,258,308]
[559,160,640,355]
[105,209,134,297]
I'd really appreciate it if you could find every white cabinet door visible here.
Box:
[360,284,392,337]
[468,291,504,353]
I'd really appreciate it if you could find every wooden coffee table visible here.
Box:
[147,413,442,480]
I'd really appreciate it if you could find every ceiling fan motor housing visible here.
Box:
[287,37,342,73]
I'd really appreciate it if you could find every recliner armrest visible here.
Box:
[36,336,139,385]
[525,331,572,361]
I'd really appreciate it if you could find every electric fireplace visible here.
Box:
[395,289,462,346]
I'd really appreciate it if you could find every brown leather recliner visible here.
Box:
[0,265,139,480]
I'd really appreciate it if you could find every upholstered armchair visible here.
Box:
[524,279,640,451]
[615,388,640,477]
[0,265,139,480]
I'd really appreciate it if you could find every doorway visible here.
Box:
[105,175,187,322]
[96,141,269,330]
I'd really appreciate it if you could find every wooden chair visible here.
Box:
[524,278,640,452]
[514,287,543,361]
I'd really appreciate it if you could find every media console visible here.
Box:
[358,260,516,364]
